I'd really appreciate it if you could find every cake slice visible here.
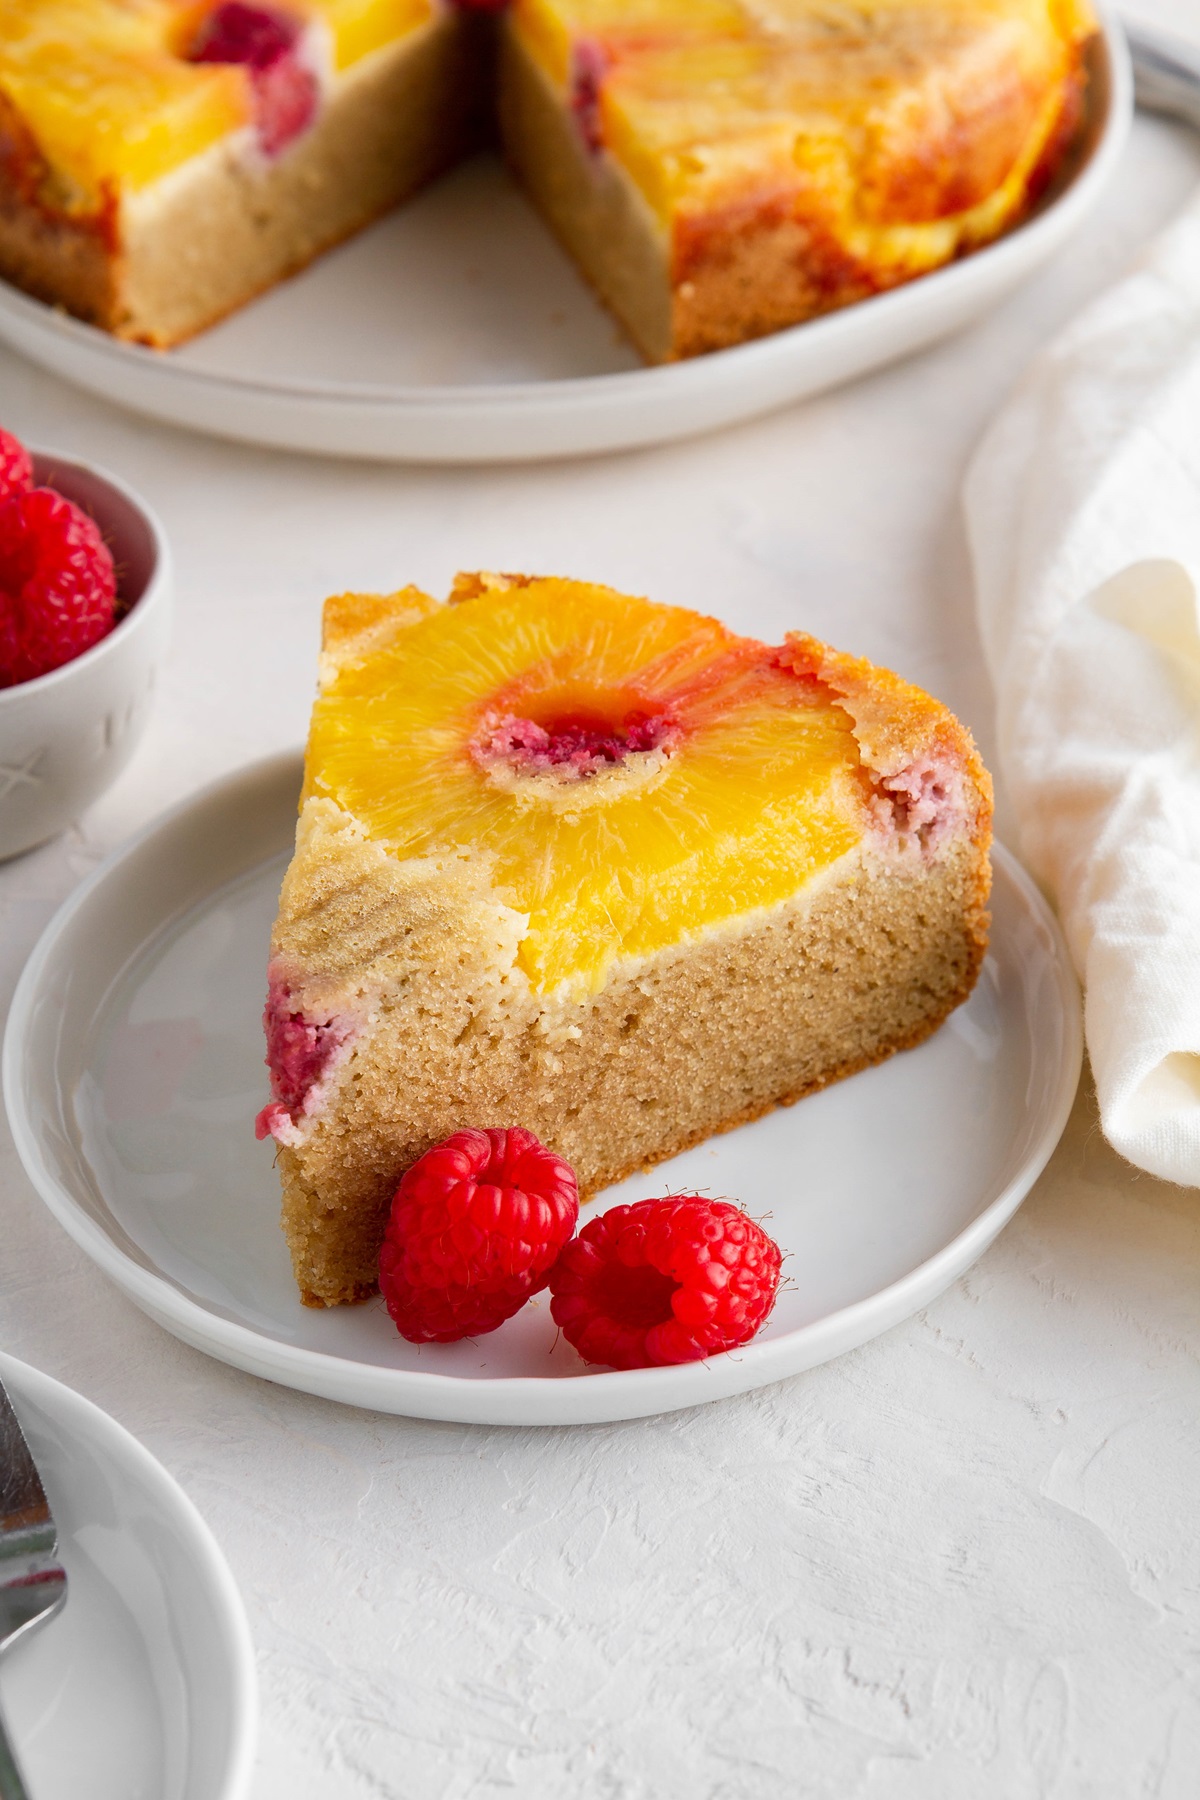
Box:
[499,0,1099,359]
[257,572,992,1307]
[0,0,490,346]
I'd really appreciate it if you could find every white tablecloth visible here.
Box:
[2,102,1199,1800]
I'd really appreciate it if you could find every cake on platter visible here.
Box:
[256,572,993,1308]
[0,0,1097,358]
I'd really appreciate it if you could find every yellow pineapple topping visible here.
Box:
[306,577,868,999]
[0,0,434,202]
[511,0,1096,238]
[310,0,433,70]
[0,0,248,202]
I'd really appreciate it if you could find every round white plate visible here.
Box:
[0,1353,256,1800]
[0,24,1128,464]
[4,752,1081,1426]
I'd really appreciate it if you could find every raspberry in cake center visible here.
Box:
[190,2,298,67]
[471,706,677,786]
[187,3,319,156]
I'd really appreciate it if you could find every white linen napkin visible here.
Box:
[965,190,1200,1187]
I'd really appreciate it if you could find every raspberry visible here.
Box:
[190,0,298,65]
[379,1128,579,1343]
[0,488,117,687]
[571,41,611,155]
[472,707,676,784]
[547,1196,783,1369]
[0,429,32,503]
[188,4,319,156]
[251,49,320,154]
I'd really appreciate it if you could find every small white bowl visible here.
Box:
[0,451,172,859]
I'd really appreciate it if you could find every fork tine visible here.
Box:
[0,1372,68,1795]
[0,1568,68,1650]
[0,1373,66,1655]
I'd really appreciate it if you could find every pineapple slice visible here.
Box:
[510,0,1095,237]
[306,573,865,998]
[310,0,435,71]
[0,1,249,201]
[0,0,436,201]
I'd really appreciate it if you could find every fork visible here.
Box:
[0,1374,67,1800]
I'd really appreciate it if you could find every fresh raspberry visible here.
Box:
[571,41,611,155]
[188,4,319,156]
[548,1196,783,1369]
[379,1128,579,1343]
[0,488,117,687]
[251,50,319,154]
[0,429,32,503]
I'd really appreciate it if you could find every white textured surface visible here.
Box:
[1,105,1200,1800]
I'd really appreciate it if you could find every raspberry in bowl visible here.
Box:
[0,430,171,858]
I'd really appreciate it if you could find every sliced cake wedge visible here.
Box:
[0,0,490,346]
[257,572,993,1306]
[499,0,1099,360]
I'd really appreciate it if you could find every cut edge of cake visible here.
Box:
[0,10,491,347]
[257,573,993,1308]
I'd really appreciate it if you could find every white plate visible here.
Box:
[3,752,1081,1427]
[0,23,1129,464]
[0,1353,256,1800]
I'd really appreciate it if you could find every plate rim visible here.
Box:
[0,14,1130,433]
[0,1349,258,1800]
[3,752,1083,1425]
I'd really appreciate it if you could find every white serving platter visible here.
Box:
[3,752,1082,1427]
[0,21,1129,464]
[0,1353,256,1800]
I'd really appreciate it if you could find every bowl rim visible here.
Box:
[0,448,172,705]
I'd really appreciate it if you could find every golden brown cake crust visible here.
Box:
[665,42,1093,358]
[0,90,119,328]
[779,628,995,947]
[265,574,994,1308]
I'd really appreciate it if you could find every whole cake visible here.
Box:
[257,572,993,1307]
[0,0,1097,357]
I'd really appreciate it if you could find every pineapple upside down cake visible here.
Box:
[0,0,1097,357]
[257,573,993,1308]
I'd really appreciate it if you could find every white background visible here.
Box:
[2,23,1200,1796]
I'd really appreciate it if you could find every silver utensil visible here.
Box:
[0,1376,66,1800]
[1125,16,1200,131]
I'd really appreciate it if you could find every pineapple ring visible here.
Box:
[307,576,866,997]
